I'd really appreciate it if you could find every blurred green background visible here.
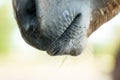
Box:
[0,0,120,80]
[0,0,14,54]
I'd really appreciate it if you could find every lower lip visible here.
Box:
[47,14,87,56]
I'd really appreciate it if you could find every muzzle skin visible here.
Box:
[13,0,120,56]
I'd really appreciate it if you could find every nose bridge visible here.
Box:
[35,0,79,16]
[35,0,65,16]
[36,0,92,26]
[35,0,48,17]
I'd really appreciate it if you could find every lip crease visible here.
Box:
[47,14,82,55]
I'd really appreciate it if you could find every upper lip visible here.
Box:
[47,14,82,56]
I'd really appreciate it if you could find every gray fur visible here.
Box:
[13,0,119,56]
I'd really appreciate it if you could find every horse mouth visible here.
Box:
[46,14,87,56]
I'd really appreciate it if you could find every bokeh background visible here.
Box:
[0,0,120,80]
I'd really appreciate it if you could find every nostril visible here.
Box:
[76,13,81,17]
[68,13,81,27]
[25,0,36,17]
[74,13,81,21]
